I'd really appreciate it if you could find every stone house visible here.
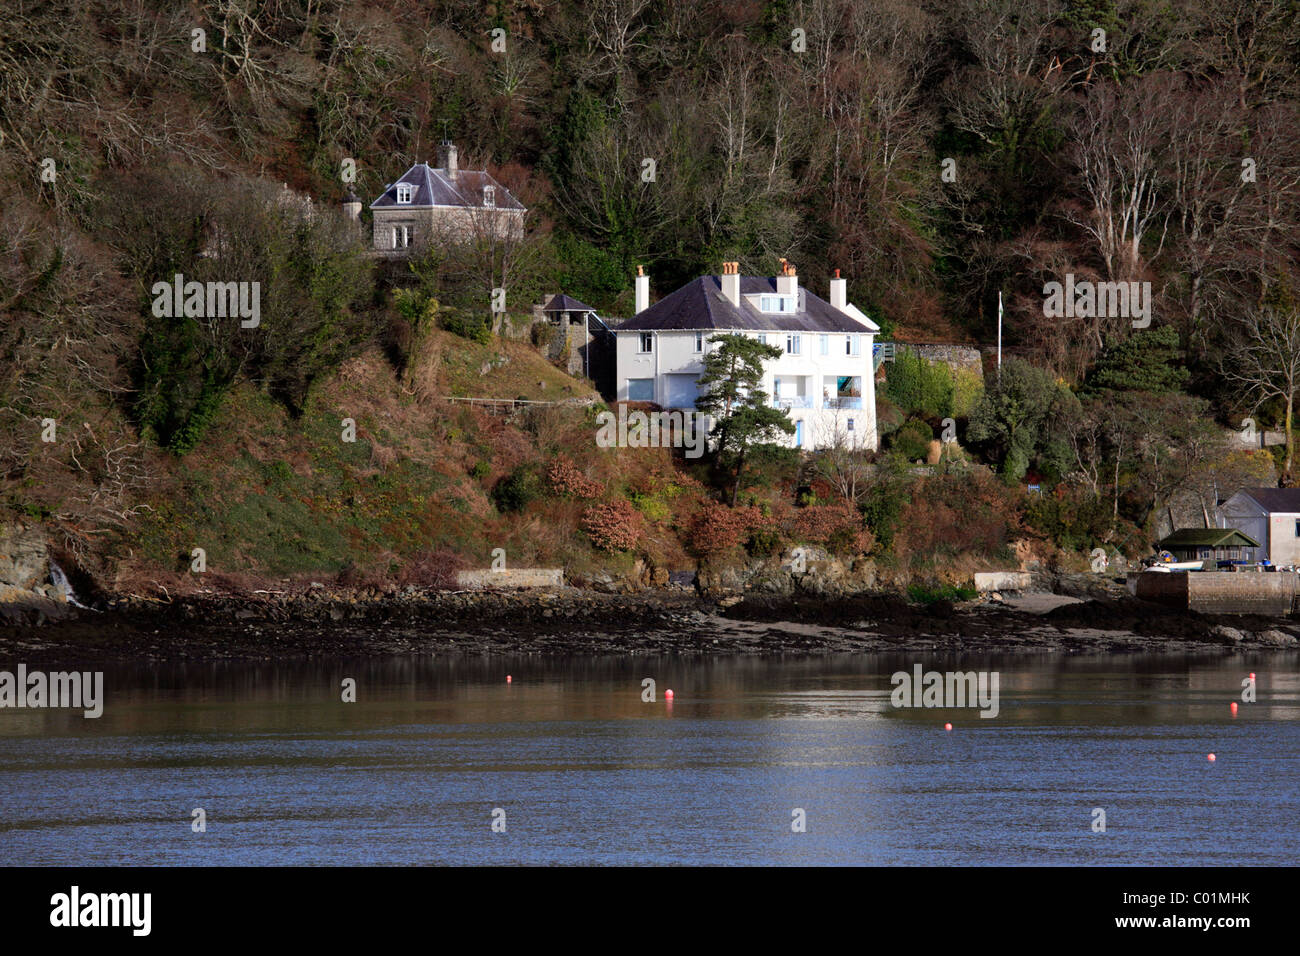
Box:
[360,142,526,254]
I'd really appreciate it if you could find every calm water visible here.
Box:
[1,652,1297,865]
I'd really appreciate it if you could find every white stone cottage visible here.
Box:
[363,142,526,253]
[613,261,880,451]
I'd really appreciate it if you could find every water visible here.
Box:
[1,652,1297,865]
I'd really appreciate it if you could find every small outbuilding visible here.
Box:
[1155,528,1262,567]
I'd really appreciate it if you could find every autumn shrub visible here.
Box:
[546,455,603,499]
[789,503,870,554]
[397,548,467,589]
[581,499,642,551]
[687,503,752,557]
[894,470,1020,561]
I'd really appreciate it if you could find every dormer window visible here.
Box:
[760,295,795,313]
[396,184,414,204]
[483,185,496,208]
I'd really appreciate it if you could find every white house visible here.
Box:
[1216,488,1300,566]
[613,261,879,451]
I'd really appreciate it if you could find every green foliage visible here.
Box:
[696,333,796,502]
[890,417,934,462]
[1023,490,1116,553]
[861,476,909,551]
[968,359,1077,483]
[491,465,544,512]
[1084,326,1190,395]
[907,583,978,605]
[886,348,954,418]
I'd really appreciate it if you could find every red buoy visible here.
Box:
[1208,753,1216,762]
[1230,702,1238,715]
[665,689,674,700]
[506,675,512,683]
[944,723,953,731]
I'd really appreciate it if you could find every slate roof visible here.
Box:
[1157,528,1261,549]
[370,163,525,211]
[1237,488,1300,513]
[543,294,595,314]
[613,275,879,333]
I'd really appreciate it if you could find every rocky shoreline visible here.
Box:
[2,584,1297,663]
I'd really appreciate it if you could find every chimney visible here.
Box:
[776,259,797,297]
[341,187,362,223]
[829,268,846,311]
[438,141,458,180]
[721,261,740,307]
[635,265,649,314]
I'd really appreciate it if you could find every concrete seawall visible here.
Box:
[456,569,565,590]
[1133,571,1299,616]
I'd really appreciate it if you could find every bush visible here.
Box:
[789,503,867,553]
[687,503,756,557]
[491,465,544,512]
[546,455,603,498]
[907,583,978,605]
[581,499,642,551]
[886,348,953,418]
[890,417,934,462]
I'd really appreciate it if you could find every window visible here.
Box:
[757,333,768,345]
[392,225,411,249]
[694,331,705,352]
[627,379,654,402]
[786,334,801,355]
[638,333,653,353]
[819,334,829,356]
[847,418,855,432]
[794,421,803,447]
[1295,520,1300,537]
[483,185,496,207]
[760,295,794,313]
[396,184,413,204]
[846,334,861,356]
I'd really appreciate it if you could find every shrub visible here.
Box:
[687,503,753,557]
[885,348,953,418]
[790,503,869,554]
[890,417,934,462]
[546,455,603,498]
[581,499,642,551]
[491,465,544,512]
[469,460,491,480]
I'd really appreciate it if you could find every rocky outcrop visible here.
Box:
[697,549,877,600]
[0,523,76,624]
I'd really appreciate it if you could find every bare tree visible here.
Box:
[1222,303,1300,482]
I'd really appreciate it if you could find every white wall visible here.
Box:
[614,328,877,451]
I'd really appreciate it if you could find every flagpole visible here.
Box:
[997,291,1003,385]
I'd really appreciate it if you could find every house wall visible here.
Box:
[371,206,525,250]
[1219,493,1300,565]
[1268,513,1300,565]
[614,329,878,451]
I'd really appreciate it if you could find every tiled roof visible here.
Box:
[1238,487,1300,513]
[370,163,525,211]
[543,294,595,313]
[613,275,879,333]
[1157,528,1261,548]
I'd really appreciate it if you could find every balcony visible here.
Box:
[824,396,863,410]
[772,396,814,410]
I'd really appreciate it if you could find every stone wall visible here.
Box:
[907,344,984,374]
[1133,570,1299,616]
